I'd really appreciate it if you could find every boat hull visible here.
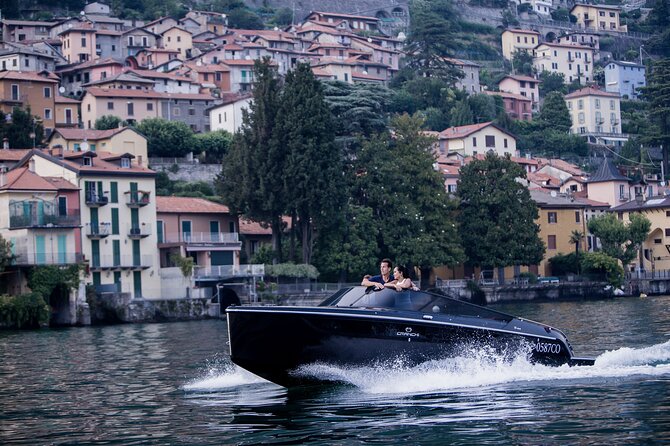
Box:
[227,306,586,387]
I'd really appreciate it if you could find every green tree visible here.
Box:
[0,235,15,275]
[227,8,264,29]
[457,152,545,277]
[536,91,572,133]
[94,115,125,130]
[450,100,474,126]
[468,93,497,123]
[0,107,44,149]
[195,129,233,163]
[587,213,651,267]
[642,58,670,174]
[569,230,584,274]
[217,58,285,262]
[404,0,463,83]
[539,71,567,96]
[352,114,464,287]
[135,118,197,157]
[275,63,344,264]
[512,50,534,76]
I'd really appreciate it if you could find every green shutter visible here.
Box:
[133,271,142,298]
[157,220,164,243]
[57,235,67,263]
[113,240,121,266]
[91,240,100,267]
[111,208,119,235]
[93,272,101,286]
[35,235,46,264]
[110,182,118,203]
[132,240,140,266]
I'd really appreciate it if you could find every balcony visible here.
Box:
[125,190,151,207]
[85,222,111,239]
[160,232,241,247]
[90,255,153,271]
[13,251,83,266]
[8,199,80,229]
[85,191,109,207]
[127,223,151,239]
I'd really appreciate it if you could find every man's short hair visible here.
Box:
[381,258,392,269]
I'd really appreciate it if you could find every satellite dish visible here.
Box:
[367,37,372,43]
[59,86,65,93]
[81,141,89,152]
[550,191,557,197]
[274,27,279,31]
[397,32,406,41]
[80,11,85,16]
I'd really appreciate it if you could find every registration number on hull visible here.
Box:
[534,341,561,354]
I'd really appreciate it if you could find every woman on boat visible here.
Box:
[385,265,419,291]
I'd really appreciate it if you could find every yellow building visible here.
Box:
[565,87,622,136]
[533,42,594,84]
[531,190,588,276]
[570,4,627,33]
[47,127,149,167]
[611,197,670,273]
[501,29,540,60]
[59,26,97,63]
[19,148,161,300]
[161,26,193,60]
[0,70,59,132]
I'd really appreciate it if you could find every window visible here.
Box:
[485,135,495,147]
[81,38,87,47]
[578,99,584,110]
[107,102,114,110]
[44,109,51,120]
[110,182,118,203]
[610,100,615,110]
[578,113,585,124]
[188,107,195,116]
[504,138,508,148]
[575,211,581,223]
[127,102,134,116]
[83,157,92,166]
[472,137,477,147]
[595,99,600,109]
[11,84,19,101]
[548,212,558,224]
[619,184,626,199]
[147,103,153,111]
[173,107,180,116]
[121,158,131,168]
[548,235,557,250]
[43,87,51,98]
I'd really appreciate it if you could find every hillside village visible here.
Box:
[0,0,669,326]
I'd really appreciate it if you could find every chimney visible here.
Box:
[635,193,644,205]
[0,164,7,187]
[51,145,63,158]
[2,138,8,150]
[137,155,143,167]
[29,158,35,173]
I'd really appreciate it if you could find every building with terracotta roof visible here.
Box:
[501,29,541,60]
[484,90,532,121]
[530,189,588,276]
[55,96,81,128]
[570,4,627,33]
[47,127,148,167]
[498,75,540,112]
[304,11,381,34]
[58,25,98,63]
[155,196,241,282]
[0,162,82,307]
[80,87,218,132]
[533,41,594,85]
[181,61,231,92]
[57,58,125,97]
[585,157,631,207]
[565,87,626,146]
[15,148,161,300]
[0,70,59,132]
[444,58,481,94]
[0,45,58,72]
[438,122,517,158]
[161,26,193,60]
[1,19,56,43]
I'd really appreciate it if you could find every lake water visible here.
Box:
[1,295,670,445]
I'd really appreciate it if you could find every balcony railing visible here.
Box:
[194,264,265,279]
[90,255,153,270]
[160,232,240,244]
[85,192,109,207]
[13,252,83,266]
[9,212,80,229]
[127,223,151,239]
[125,190,151,207]
[85,222,111,238]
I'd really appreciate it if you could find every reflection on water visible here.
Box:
[1,296,670,445]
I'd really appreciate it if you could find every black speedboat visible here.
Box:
[226,286,595,387]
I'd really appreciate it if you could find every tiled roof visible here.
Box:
[500,75,540,83]
[484,90,532,101]
[439,122,503,139]
[535,41,594,51]
[503,28,540,35]
[156,196,230,214]
[611,196,670,212]
[128,69,193,82]
[0,167,58,191]
[49,127,136,141]
[55,96,81,103]
[530,189,587,208]
[85,87,215,101]
[27,149,155,176]
[536,158,585,176]
[1,19,57,26]
[0,71,59,83]
[239,216,291,234]
[565,87,620,99]
[0,149,31,161]
[183,62,230,72]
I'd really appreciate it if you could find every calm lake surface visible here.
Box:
[1,295,670,445]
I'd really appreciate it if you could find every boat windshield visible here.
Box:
[320,287,513,322]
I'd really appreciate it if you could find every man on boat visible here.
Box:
[361,258,394,290]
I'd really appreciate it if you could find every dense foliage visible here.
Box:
[587,213,651,267]
[457,153,545,271]
[0,108,44,149]
[135,118,197,157]
[0,293,50,329]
